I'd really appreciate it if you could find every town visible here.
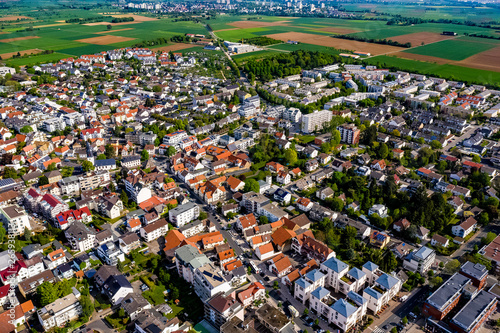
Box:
[0,18,499,333]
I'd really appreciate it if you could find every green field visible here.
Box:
[404,37,500,60]
[364,55,500,87]
[341,3,500,23]
[232,49,282,62]
[267,42,341,55]
[4,52,73,66]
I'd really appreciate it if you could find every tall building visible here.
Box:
[338,124,361,145]
[301,110,332,134]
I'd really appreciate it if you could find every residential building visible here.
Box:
[169,202,200,227]
[403,246,435,274]
[301,110,333,134]
[0,204,30,236]
[37,292,82,330]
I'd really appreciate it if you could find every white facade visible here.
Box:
[37,293,82,330]
[168,202,200,227]
[301,110,333,134]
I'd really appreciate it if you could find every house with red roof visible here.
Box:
[237,282,265,307]
[55,207,92,230]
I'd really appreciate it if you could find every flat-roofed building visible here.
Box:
[422,273,471,320]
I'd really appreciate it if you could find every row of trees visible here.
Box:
[333,35,412,48]
[243,50,342,81]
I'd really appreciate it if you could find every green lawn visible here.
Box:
[404,37,499,61]
[143,284,166,306]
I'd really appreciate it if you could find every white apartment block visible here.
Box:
[0,204,30,236]
[301,110,332,134]
[37,293,82,331]
[193,263,231,302]
[168,202,200,227]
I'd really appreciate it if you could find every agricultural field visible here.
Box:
[363,55,500,86]
[403,37,500,61]
[0,11,211,65]
[341,3,500,23]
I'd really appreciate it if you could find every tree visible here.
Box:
[430,140,442,150]
[80,294,94,319]
[120,191,129,206]
[167,146,176,156]
[24,227,31,242]
[105,144,115,159]
[472,154,481,163]
[107,24,112,30]
[3,167,17,179]
[378,143,389,159]
[141,149,149,162]
[97,154,106,160]
[259,216,269,224]
[199,211,208,220]
[47,163,57,171]
[391,328,398,333]
[430,276,443,288]
[20,125,33,133]
[284,149,298,166]
[444,259,461,274]
[38,175,49,186]
[37,281,58,306]
[314,319,319,326]
[243,178,260,193]
[60,166,74,178]
[303,308,309,316]
[332,129,341,145]
[402,317,408,325]
[482,232,497,245]
[82,160,94,172]
[109,181,116,192]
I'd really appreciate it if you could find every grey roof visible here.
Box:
[95,159,116,167]
[322,257,349,273]
[451,290,497,331]
[311,286,329,300]
[460,261,488,280]
[426,273,471,311]
[175,244,209,269]
[331,298,357,318]
[104,274,132,296]
[413,246,435,261]
[169,202,198,216]
[362,261,379,272]
[348,267,366,280]
[121,293,151,315]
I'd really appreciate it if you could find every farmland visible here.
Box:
[404,37,500,61]
[363,55,500,86]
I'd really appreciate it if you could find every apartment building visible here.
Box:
[0,204,30,236]
[403,246,435,274]
[175,244,211,284]
[301,110,333,134]
[140,218,169,242]
[193,263,232,302]
[338,124,361,145]
[422,273,471,320]
[64,222,97,252]
[79,171,111,191]
[168,202,200,228]
[240,192,270,214]
[59,176,80,196]
[37,292,82,330]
